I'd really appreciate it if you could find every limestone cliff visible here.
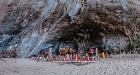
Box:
[0,0,140,57]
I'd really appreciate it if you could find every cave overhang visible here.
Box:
[52,18,129,51]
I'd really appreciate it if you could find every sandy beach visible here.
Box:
[0,54,140,75]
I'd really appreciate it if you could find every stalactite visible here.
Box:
[119,33,122,54]
[38,24,42,34]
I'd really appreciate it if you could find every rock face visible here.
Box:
[0,0,140,57]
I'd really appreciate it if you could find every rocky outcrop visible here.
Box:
[0,0,140,57]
